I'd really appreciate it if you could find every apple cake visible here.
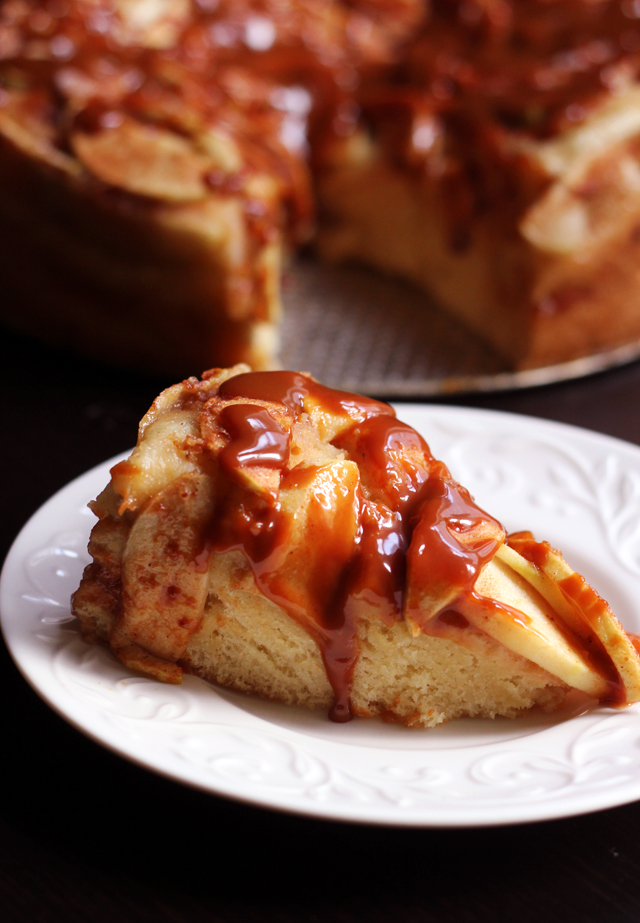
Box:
[72,366,640,726]
[4,1,640,374]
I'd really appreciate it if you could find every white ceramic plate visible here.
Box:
[4,405,640,827]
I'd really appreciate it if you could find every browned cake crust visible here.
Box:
[72,367,640,726]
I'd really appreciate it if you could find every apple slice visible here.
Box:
[498,537,640,704]
[114,471,215,675]
[468,555,609,698]
[71,116,210,202]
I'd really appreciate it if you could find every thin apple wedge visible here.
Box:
[467,554,609,699]
[497,537,640,705]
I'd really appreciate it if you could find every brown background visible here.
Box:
[2,327,640,923]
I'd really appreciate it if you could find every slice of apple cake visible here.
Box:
[72,366,640,726]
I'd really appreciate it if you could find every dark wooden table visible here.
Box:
[3,329,640,923]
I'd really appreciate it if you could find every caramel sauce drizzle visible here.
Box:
[367,0,640,149]
[6,1,640,251]
[208,370,506,720]
[218,403,291,475]
[219,369,392,419]
[4,0,640,275]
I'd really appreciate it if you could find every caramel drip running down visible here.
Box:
[210,370,504,721]
[406,471,503,612]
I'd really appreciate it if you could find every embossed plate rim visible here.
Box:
[3,405,640,827]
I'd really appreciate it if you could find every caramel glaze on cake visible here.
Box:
[7,2,640,372]
[72,366,640,726]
